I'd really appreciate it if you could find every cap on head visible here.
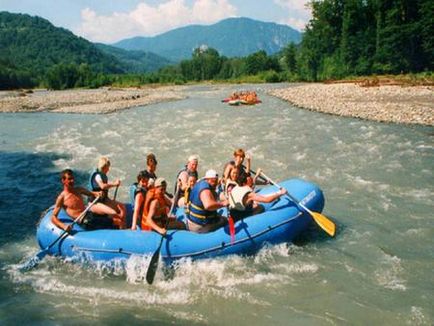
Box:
[154,177,167,188]
[204,169,218,179]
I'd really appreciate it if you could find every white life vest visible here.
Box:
[224,179,238,198]
[228,185,252,211]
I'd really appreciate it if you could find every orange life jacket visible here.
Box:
[141,188,168,231]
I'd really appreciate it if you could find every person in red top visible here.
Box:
[141,178,185,235]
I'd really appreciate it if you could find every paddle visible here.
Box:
[241,164,268,183]
[113,184,119,200]
[260,172,336,237]
[227,210,235,245]
[20,196,100,271]
[145,185,180,285]
[224,192,236,245]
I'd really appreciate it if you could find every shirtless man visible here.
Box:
[51,169,103,232]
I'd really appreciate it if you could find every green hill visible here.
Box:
[113,17,301,62]
[95,43,172,73]
[0,12,123,76]
[0,12,174,89]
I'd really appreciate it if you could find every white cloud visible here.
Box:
[75,0,237,43]
[273,0,311,31]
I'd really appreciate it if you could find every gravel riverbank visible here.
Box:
[0,86,186,114]
[1,83,433,126]
[269,83,434,126]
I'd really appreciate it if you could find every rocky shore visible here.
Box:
[0,86,186,114]
[269,83,434,126]
[1,83,433,126]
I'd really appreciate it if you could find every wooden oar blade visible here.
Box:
[310,212,336,237]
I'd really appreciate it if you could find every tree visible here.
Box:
[45,64,79,90]
[245,50,269,74]
[190,47,222,80]
[283,43,298,73]
[419,0,434,70]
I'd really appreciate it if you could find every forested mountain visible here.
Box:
[0,12,123,75]
[113,17,301,62]
[0,12,173,89]
[95,44,172,73]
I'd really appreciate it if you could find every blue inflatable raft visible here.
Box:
[36,179,324,264]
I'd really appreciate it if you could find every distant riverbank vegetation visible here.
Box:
[1,0,432,90]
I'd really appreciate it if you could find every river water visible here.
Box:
[0,84,433,325]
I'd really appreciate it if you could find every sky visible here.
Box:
[0,0,312,43]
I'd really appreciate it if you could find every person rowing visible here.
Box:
[223,148,251,185]
[141,178,185,235]
[173,154,199,203]
[185,169,228,233]
[228,169,287,221]
[51,169,110,231]
[89,156,127,229]
[130,170,152,230]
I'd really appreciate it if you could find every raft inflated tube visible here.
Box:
[36,179,324,264]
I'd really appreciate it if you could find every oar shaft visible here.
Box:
[260,172,311,212]
[242,164,267,182]
[113,185,119,200]
[260,172,335,237]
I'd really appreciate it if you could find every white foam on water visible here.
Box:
[408,213,428,221]
[101,130,121,138]
[7,259,196,313]
[294,152,307,161]
[5,241,318,318]
[124,254,152,283]
[345,174,391,193]
[315,124,333,133]
[406,306,428,325]
[384,160,403,171]
[269,159,287,169]
[360,130,375,140]
[346,229,373,244]
[313,167,336,181]
[379,194,394,212]
[34,125,100,169]
[276,262,319,274]
[405,189,434,205]
[374,252,407,291]
[246,145,263,159]
[402,228,426,236]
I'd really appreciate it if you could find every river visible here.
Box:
[0,84,433,325]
